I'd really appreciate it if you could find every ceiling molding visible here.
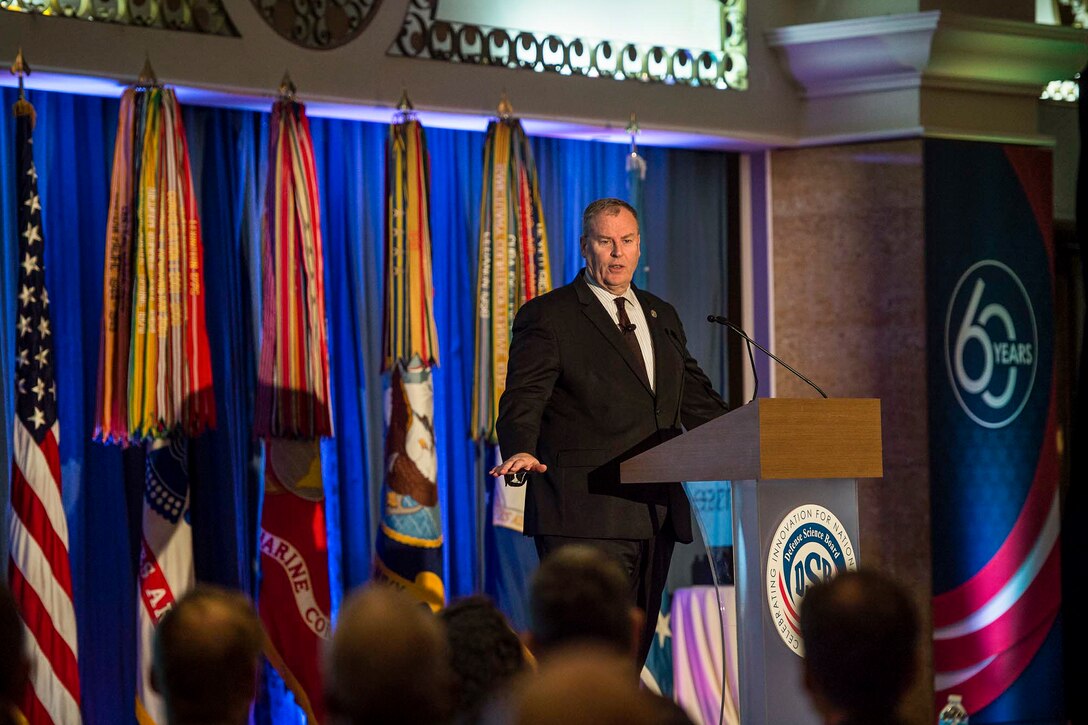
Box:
[1,4,1080,151]
[766,10,1087,140]
[766,11,938,99]
[767,11,1086,99]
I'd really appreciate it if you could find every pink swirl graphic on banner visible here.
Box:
[932,386,1061,713]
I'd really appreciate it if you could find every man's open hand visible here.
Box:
[489,452,547,478]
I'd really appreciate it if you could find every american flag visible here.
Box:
[7,102,82,724]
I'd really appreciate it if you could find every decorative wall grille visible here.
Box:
[249,0,382,50]
[2,0,237,36]
[389,0,748,91]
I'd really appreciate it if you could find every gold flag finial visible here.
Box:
[396,88,416,123]
[137,54,159,89]
[497,91,513,120]
[278,70,297,100]
[11,48,35,123]
[11,48,31,82]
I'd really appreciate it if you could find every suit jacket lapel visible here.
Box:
[635,287,678,406]
[574,274,654,395]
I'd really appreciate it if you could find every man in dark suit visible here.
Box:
[490,197,728,662]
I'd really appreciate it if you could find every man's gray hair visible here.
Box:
[581,198,639,240]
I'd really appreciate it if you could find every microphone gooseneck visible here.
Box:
[707,315,828,399]
[741,332,759,404]
[662,327,688,364]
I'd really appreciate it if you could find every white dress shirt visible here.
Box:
[583,271,656,392]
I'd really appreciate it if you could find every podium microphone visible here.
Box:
[707,315,828,399]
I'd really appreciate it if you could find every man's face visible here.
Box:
[581,208,640,295]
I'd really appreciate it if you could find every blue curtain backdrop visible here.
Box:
[0,86,734,723]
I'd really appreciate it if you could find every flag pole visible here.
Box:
[256,75,331,724]
[10,48,35,125]
[10,48,30,98]
[8,49,84,724]
[626,111,649,288]
[375,89,446,607]
[472,91,553,611]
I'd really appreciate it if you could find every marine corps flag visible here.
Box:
[95,77,214,725]
[7,69,83,725]
[374,104,445,610]
[259,440,330,725]
[256,87,333,725]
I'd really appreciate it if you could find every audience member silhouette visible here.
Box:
[522,545,693,725]
[800,570,919,725]
[324,584,453,725]
[527,544,642,660]
[151,585,264,725]
[502,646,665,725]
[0,584,29,725]
[441,595,526,722]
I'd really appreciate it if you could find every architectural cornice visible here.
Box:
[0,0,800,151]
[766,11,1086,141]
[0,5,1082,150]
[766,11,941,49]
[767,11,1086,99]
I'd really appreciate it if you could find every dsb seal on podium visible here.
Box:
[765,504,858,656]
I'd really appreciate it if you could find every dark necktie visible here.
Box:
[615,297,648,383]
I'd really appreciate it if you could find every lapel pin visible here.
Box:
[650,309,657,318]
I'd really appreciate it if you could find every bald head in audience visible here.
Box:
[527,544,642,660]
[151,585,264,725]
[800,570,919,725]
[324,584,452,725]
[499,646,670,725]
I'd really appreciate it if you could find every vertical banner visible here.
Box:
[8,90,83,725]
[255,95,333,725]
[375,359,444,607]
[95,87,216,444]
[1064,67,1088,724]
[259,439,329,725]
[96,85,214,725]
[471,113,551,624]
[376,116,444,609]
[471,116,552,446]
[254,98,332,440]
[926,140,1062,722]
[136,438,193,725]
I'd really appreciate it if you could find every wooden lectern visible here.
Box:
[621,398,882,725]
